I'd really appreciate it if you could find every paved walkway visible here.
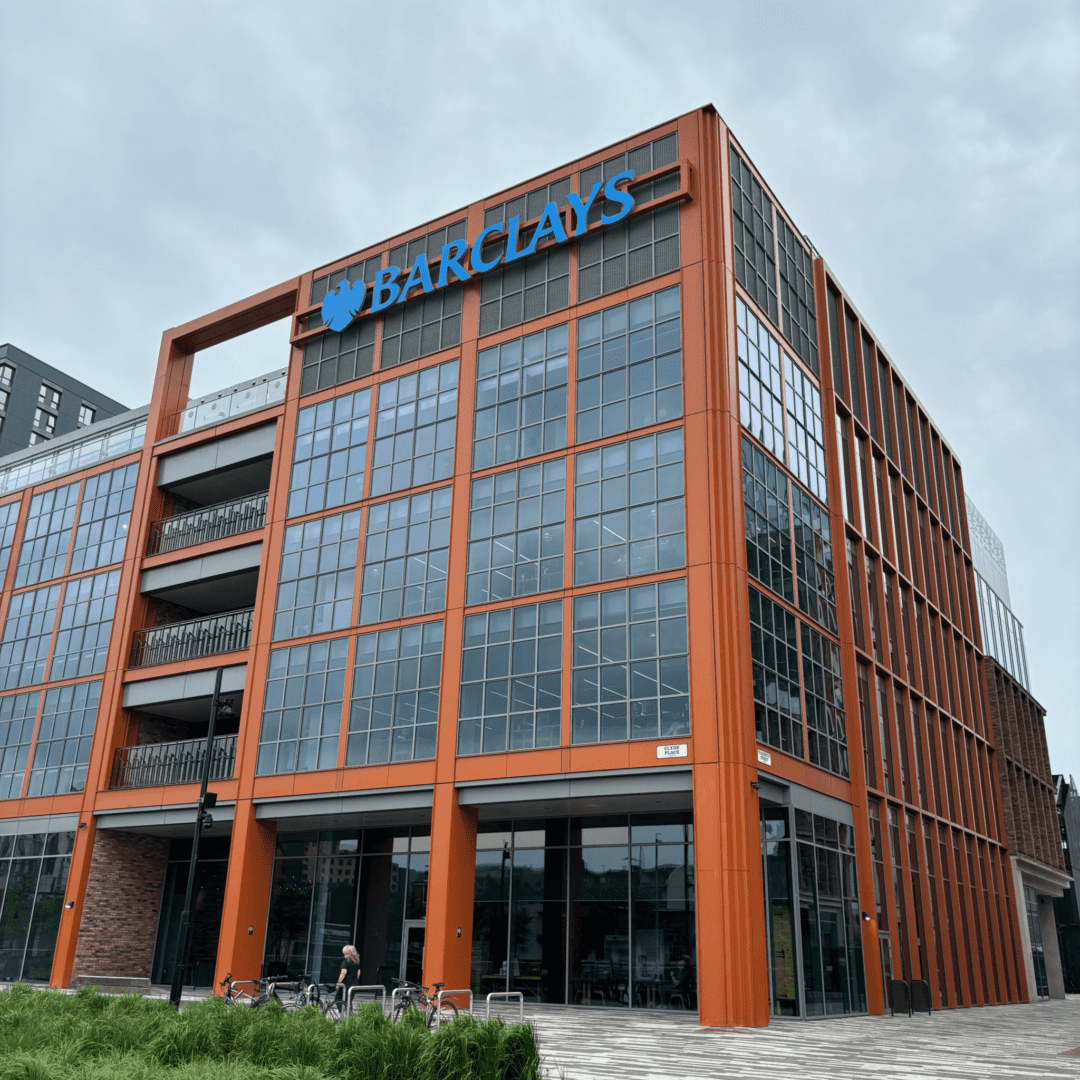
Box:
[510,997,1080,1080]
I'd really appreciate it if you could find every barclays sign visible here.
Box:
[320,171,638,333]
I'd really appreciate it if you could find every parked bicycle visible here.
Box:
[391,979,458,1028]
[219,972,260,1006]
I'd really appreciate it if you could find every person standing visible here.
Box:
[337,944,361,1003]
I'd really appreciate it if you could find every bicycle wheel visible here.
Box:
[427,1000,458,1028]
[323,999,345,1023]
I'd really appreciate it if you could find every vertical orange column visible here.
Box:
[51,816,95,988]
[213,800,277,986]
[685,109,770,1028]
[423,782,478,995]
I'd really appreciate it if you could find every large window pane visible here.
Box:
[473,326,567,470]
[467,459,565,604]
[571,580,688,745]
[574,428,684,586]
[359,488,451,625]
[348,620,443,765]
[458,601,562,755]
[575,286,681,443]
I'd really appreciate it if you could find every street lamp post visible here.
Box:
[168,667,235,1009]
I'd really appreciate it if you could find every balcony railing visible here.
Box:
[130,608,254,667]
[110,734,237,789]
[147,491,268,555]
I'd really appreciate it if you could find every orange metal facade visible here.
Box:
[0,105,1025,1025]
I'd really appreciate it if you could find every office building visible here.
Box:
[1054,776,1080,992]
[0,106,1035,1025]
[966,499,1070,999]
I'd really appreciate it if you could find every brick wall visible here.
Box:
[71,831,169,984]
[984,658,1064,870]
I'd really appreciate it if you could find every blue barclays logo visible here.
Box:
[320,170,637,333]
[321,278,367,332]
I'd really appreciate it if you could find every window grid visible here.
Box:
[792,483,837,634]
[571,578,689,745]
[14,481,79,587]
[26,680,101,797]
[388,220,468,279]
[801,623,848,778]
[479,246,570,337]
[380,285,462,369]
[742,436,793,603]
[0,691,39,799]
[371,361,458,497]
[458,602,561,755]
[577,206,679,303]
[274,510,361,641]
[737,297,785,460]
[288,388,372,518]
[0,501,21,579]
[301,319,377,395]
[257,637,349,775]
[574,428,685,586]
[69,463,137,574]
[785,355,828,503]
[730,147,779,325]
[578,133,678,228]
[467,459,565,605]
[50,569,121,681]
[576,285,682,443]
[485,177,572,228]
[0,585,61,689]
[749,585,802,758]
[473,325,567,470]
[359,487,452,625]
[348,620,443,766]
[776,215,819,375]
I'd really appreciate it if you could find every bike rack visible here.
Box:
[485,991,524,1022]
[390,986,412,1017]
[222,978,260,1001]
[346,984,388,1016]
[436,988,473,1018]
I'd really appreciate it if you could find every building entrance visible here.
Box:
[401,921,425,984]
[760,799,866,1017]
[470,812,696,1009]
[263,824,429,988]
[151,836,230,988]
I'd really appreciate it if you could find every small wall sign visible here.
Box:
[757,748,772,766]
[656,743,688,759]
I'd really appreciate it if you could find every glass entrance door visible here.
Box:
[401,921,425,984]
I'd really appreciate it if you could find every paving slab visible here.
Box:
[516,997,1080,1080]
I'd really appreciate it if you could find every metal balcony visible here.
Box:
[130,608,254,667]
[110,734,237,789]
[147,491,268,555]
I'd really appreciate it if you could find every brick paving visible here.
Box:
[510,997,1080,1080]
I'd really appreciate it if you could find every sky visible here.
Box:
[1,1,1077,774]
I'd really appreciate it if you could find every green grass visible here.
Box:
[0,984,542,1080]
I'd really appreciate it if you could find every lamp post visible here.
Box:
[169,667,236,1009]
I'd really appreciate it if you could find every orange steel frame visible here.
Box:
[0,105,1024,1026]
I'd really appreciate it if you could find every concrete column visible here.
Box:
[1039,893,1066,999]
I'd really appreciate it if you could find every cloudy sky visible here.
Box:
[2,1,1077,772]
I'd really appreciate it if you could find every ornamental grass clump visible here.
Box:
[0,985,541,1080]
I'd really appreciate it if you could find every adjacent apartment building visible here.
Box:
[0,344,128,456]
[0,105,1035,1025]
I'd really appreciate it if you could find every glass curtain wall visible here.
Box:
[470,813,695,1009]
[262,825,429,988]
[0,829,74,981]
[760,799,866,1017]
[151,837,230,988]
